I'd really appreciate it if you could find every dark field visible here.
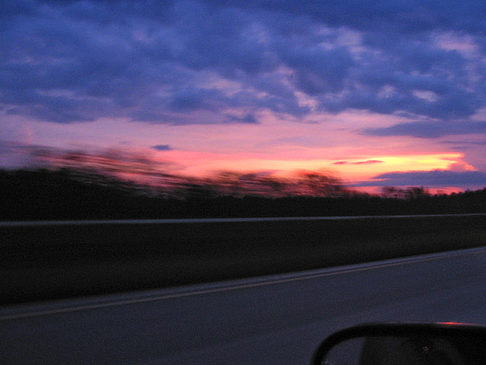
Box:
[2,215,486,305]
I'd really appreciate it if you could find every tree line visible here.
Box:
[1,166,485,220]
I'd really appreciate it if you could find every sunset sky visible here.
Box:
[2,1,486,191]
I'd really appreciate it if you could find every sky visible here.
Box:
[1,0,486,192]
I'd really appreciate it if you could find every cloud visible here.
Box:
[355,170,486,188]
[354,160,383,165]
[229,114,258,124]
[442,140,486,146]
[1,0,486,129]
[333,160,384,165]
[364,121,486,138]
[204,1,486,36]
[151,145,173,151]
[441,139,486,150]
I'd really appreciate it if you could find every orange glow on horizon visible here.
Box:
[33,144,477,194]
[159,150,471,183]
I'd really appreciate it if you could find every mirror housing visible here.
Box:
[312,323,486,365]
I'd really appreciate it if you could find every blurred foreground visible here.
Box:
[1,167,486,220]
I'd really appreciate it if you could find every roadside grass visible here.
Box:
[2,215,486,305]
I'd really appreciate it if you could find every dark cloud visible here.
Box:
[167,89,226,112]
[1,0,486,127]
[151,145,172,151]
[203,1,486,35]
[229,114,258,124]
[440,139,486,150]
[279,46,354,95]
[442,140,486,146]
[355,170,486,187]
[364,121,486,138]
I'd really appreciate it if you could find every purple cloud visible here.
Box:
[354,170,486,188]
[364,121,486,138]
[334,160,384,165]
[151,145,173,151]
[1,0,485,128]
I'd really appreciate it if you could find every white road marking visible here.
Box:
[2,246,485,321]
[1,213,485,227]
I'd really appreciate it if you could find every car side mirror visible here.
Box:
[312,323,486,365]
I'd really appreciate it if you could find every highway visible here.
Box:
[2,246,486,364]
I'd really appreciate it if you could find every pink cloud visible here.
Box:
[333,159,384,165]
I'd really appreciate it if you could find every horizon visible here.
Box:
[2,1,486,193]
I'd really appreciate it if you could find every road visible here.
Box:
[2,246,486,364]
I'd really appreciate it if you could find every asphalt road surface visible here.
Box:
[2,246,486,364]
